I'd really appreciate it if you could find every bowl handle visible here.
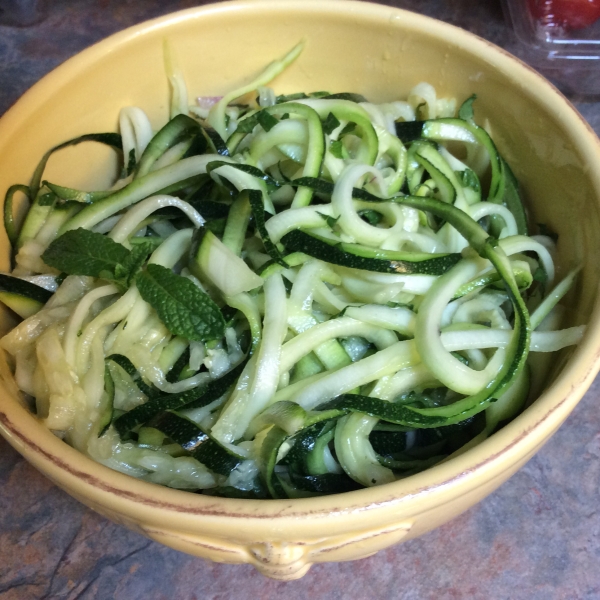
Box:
[141,520,414,580]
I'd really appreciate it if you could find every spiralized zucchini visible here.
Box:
[0,42,585,498]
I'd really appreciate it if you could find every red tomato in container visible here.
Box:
[528,0,600,30]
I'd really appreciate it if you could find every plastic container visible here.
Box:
[502,0,600,95]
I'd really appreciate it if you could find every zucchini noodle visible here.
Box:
[0,44,585,498]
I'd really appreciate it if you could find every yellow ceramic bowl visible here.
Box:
[0,0,599,581]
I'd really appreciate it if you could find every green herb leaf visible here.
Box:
[322,112,341,135]
[339,122,356,137]
[206,218,227,236]
[114,240,156,287]
[276,92,309,104]
[533,266,548,285]
[37,191,57,207]
[323,92,368,103]
[397,387,449,409]
[386,301,415,311]
[43,228,154,289]
[257,111,279,132]
[42,228,130,279]
[358,209,382,225]
[459,94,477,121]
[457,168,481,192]
[330,139,344,159]
[317,212,340,230]
[125,148,136,176]
[129,236,165,250]
[135,264,225,342]
[235,113,260,134]
[246,189,288,268]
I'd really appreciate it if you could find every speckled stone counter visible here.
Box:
[1,1,599,598]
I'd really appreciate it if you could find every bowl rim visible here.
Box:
[1,0,600,526]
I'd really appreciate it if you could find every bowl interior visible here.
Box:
[0,0,599,518]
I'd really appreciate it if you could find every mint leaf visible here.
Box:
[43,229,155,289]
[358,209,382,226]
[317,211,340,230]
[136,264,225,342]
[257,111,278,132]
[130,236,164,251]
[322,112,341,135]
[330,139,344,159]
[115,240,156,287]
[42,228,130,279]
[125,148,136,177]
[458,168,481,192]
[533,266,548,285]
[37,191,57,207]
[339,122,356,136]
[275,92,309,103]
[235,113,260,134]
[459,94,477,121]
[386,301,415,311]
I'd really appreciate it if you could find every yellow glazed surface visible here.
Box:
[0,0,600,580]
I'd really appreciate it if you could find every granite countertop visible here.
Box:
[1,1,599,598]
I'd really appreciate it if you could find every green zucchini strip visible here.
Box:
[207,41,304,138]
[530,267,580,330]
[246,189,288,267]
[400,117,528,236]
[281,229,461,275]
[151,411,244,476]
[18,133,123,248]
[0,273,53,304]
[135,114,204,179]
[3,184,30,247]
[394,194,531,404]
[221,192,252,256]
[58,154,224,234]
[295,98,379,166]
[113,358,248,436]
[236,102,325,208]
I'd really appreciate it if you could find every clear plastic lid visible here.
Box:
[502,0,600,95]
